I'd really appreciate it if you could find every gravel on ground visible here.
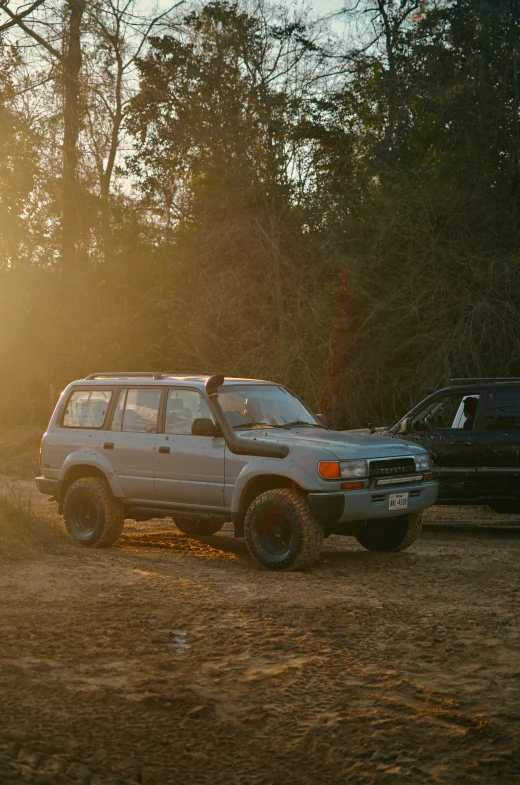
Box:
[0,492,519,784]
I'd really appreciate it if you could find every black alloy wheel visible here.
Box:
[173,518,224,536]
[355,511,422,552]
[71,491,99,535]
[489,500,520,514]
[244,488,323,570]
[63,477,125,547]
[256,510,293,556]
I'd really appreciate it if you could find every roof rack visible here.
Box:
[450,377,520,385]
[85,372,166,380]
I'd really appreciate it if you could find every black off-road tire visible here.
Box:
[489,501,520,514]
[355,511,423,552]
[244,488,323,571]
[63,477,125,547]
[173,518,224,536]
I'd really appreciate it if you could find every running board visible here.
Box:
[125,506,228,523]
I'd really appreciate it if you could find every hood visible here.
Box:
[234,426,427,460]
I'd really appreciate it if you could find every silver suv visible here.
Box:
[36,373,438,570]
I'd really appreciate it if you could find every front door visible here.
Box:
[103,387,162,500]
[154,387,226,512]
[477,388,520,499]
[397,390,483,500]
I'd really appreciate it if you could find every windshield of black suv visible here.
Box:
[218,385,322,429]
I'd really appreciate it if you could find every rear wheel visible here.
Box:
[244,488,323,570]
[489,501,520,514]
[355,512,422,552]
[173,518,224,536]
[63,477,125,547]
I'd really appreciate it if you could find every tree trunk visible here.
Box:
[61,0,85,268]
[99,50,123,263]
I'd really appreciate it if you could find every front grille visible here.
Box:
[369,457,416,477]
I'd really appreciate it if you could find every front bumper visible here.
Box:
[308,480,438,523]
[35,476,59,497]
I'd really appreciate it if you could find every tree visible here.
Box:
[306,0,520,425]
[126,1,333,399]
[1,0,86,266]
[82,0,183,261]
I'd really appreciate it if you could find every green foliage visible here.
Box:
[1,0,520,429]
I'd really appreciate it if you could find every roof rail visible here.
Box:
[450,377,520,385]
[85,372,165,380]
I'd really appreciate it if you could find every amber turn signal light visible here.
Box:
[318,461,341,479]
[340,481,365,490]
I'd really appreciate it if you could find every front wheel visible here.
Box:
[173,518,224,536]
[244,489,323,570]
[355,512,422,552]
[489,501,520,514]
[63,477,125,547]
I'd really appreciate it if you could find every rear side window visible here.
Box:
[110,388,162,433]
[484,390,520,430]
[62,390,112,429]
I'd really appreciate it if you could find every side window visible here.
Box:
[484,390,520,430]
[412,393,480,431]
[62,390,112,429]
[110,388,161,433]
[165,389,213,435]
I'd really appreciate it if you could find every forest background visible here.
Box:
[1,0,520,429]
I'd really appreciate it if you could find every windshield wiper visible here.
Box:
[233,421,290,430]
[284,420,326,429]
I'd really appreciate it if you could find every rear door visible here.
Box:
[397,390,484,500]
[103,387,162,500]
[477,388,520,498]
[154,387,226,512]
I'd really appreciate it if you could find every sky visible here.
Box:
[144,0,348,23]
[142,0,352,45]
[310,0,345,17]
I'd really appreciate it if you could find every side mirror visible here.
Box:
[315,413,328,428]
[399,416,412,434]
[192,418,220,437]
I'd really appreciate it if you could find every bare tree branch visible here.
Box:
[123,0,184,71]
[0,0,47,33]
[0,0,63,60]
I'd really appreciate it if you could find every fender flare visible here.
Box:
[230,461,324,516]
[60,450,125,498]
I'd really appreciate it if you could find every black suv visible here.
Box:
[386,379,520,513]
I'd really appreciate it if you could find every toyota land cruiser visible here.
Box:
[36,373,438,569]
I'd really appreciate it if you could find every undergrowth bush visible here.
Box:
[0,482,68,560]
[0,425,43,479]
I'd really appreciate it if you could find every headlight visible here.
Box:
[318,460,368,479]
[414,454,431,472]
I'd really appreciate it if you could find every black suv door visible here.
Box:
[394,389,485,500]
[477,387,520,507]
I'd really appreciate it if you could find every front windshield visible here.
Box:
[218,385,319,429]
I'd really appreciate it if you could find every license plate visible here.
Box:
[389,492,409,511]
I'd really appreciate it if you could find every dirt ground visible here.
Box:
[1,490,520,784]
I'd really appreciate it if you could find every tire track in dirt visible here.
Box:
[1,511,520,783]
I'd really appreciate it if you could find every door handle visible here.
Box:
[103,442,114,450]
[158,446,170,454]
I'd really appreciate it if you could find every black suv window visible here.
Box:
[412,393,479,431]
[484,390,520,430]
